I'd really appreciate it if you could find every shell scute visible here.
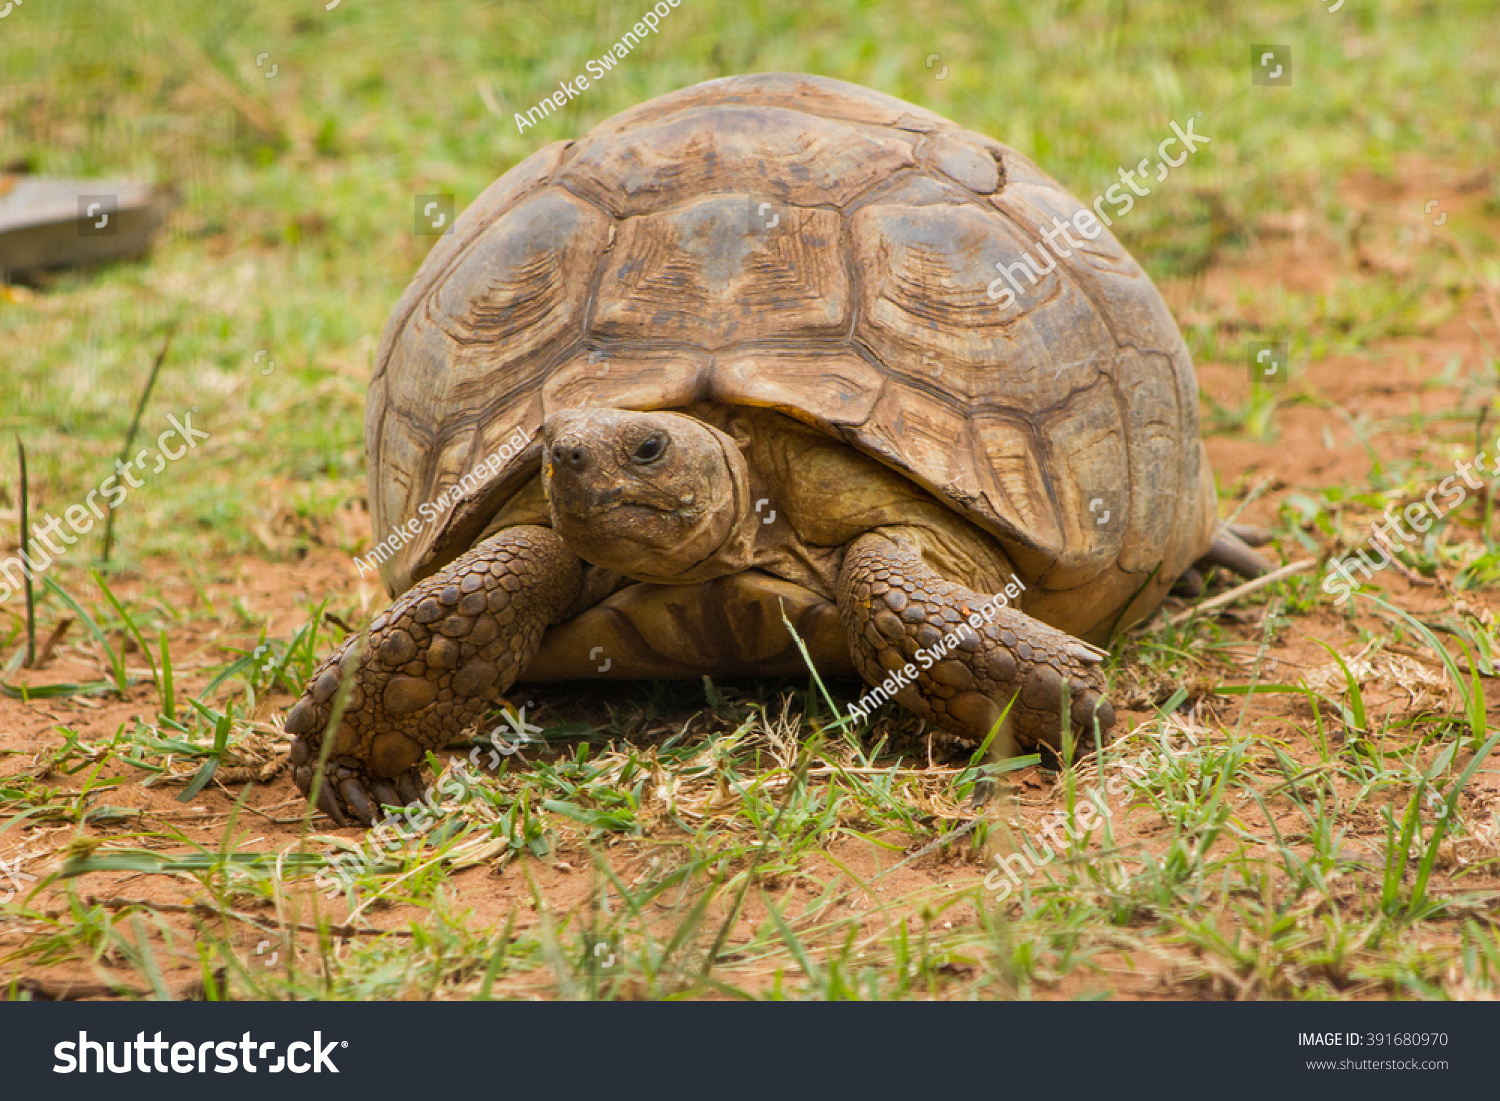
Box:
[592,197,848,346]
[558,104,915,217]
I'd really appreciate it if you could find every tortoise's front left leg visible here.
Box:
[287,525,581,826]
[837,531,1115,755]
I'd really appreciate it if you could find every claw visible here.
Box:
[370,779,403,813]
[314,779,348,827]
[970,773,998,810]
[285,697,320,736]
[396,771,425,806]
[1064,639,1109,663]
[340,778,377,827]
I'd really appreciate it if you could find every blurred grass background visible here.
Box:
[0,0,1495,581]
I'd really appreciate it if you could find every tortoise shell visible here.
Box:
[365,72,1215,644]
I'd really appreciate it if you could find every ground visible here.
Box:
[1,0,1498,999]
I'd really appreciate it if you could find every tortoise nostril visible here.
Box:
[550,441,588,470]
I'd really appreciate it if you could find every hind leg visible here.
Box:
[1194,525,1272,580]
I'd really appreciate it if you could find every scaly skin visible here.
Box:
[287,525,581,825]
[837,532,1115,752]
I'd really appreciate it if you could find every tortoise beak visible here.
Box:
[541,412,594,505]
[544,436,625,518]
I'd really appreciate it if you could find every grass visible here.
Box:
[1,0,1498,1000]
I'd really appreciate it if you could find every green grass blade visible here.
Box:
[95,569,158,688]
[60,848,330,877]
[159,628,176,724]
[41,576,128,693]
[199,653,260,700]
[17,437,35,667]
[762,891,821,987]
[1408,731,1500,914]
[178,701,235,803]
[1310,638,1366,733]
[100,325,173,563]
[1363,593,1470,717]
[779,599,844,728]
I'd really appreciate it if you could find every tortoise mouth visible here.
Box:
[568,501,705,549]
[547,476,687,523]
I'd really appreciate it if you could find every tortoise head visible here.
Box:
[542,409,751,581]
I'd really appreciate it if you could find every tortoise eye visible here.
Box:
[631,433,668,464]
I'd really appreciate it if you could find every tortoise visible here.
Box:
[286,72,1267,826]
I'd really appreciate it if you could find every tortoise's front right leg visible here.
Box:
[287,525,581,826]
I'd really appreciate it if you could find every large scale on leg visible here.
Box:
[288,73,1267,825]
